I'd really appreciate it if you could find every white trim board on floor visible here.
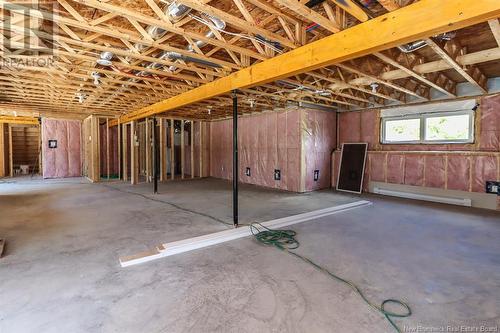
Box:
[119,200,372,267]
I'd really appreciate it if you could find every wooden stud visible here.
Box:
[199,122,203,178]
[106,118,110,180]
[122,123,128,181]
[159,118,166,182]
[117,119,121,180]
[170,119,175,180]
[190,122,194,179]
[145,118,151,182]
[131,121,139,185]
[0,123,4,178]
[8,124,13,177]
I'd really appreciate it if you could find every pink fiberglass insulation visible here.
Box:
[210,109,301,192]
[479,94,500,151]
[303,109,336,191]
[404,155,425,186]
[472,155,498,193]
[42,119,81,178]
[339,111,361,144]
[424,155,446,189]
[386,154,405,184]
[369,153,386,182]
[447,155,471,191]
[360,110,378,149]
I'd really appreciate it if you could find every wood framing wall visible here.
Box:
[11,125,40,175]
[109,118,209,185]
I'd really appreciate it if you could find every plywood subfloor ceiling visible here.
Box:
[0,0,499,120]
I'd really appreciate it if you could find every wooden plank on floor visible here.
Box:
[119,200,372,267]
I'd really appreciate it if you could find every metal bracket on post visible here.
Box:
[232,89,239,228]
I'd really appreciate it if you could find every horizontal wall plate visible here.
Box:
[120,200,372,267]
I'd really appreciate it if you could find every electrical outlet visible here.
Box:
[245,167,251,177]
[48,140,57,148]
[274,169,281,181]
[486,181,500,195]
[314,170,320,181]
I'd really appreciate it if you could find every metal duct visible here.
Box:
[166,1,192,22]
[397,33,455,53]
[187,15,226,52]
[397,40,427,53]
[161,51,221,69]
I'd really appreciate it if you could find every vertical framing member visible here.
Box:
[131,120,139,185]
[191,121,194,179]
[159,118,166,182]
[199,121,203,178]
[122,123,128,181]
[106,118,110,180]
[170,119,175,180]
[8,124,13,177]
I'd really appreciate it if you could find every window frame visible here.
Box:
[380,110,475,145]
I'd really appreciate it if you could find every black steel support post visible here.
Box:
[232,90,239,227]
[118,123,123,180]
[153,117,159,194]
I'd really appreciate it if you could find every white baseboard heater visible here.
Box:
[373,187,472,207]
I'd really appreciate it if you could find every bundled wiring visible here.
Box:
[250,222,411,333]
[188,13,284,54]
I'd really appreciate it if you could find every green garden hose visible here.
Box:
[250,223,411,333]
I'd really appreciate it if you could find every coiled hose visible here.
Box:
[250,223,411,333]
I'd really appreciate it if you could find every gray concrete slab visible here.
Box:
[0,177,499,332]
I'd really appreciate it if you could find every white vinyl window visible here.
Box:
[381,110,474,144]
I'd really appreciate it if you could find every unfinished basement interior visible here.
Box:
[1,0,499,332]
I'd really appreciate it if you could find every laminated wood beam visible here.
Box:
[0,116,39,125]
[120,0,500,123]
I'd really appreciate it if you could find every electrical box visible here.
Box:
[486,181,500,195]
[48,140,57,148]
[274,169,281,181]
[245,167,251,177]
[314,170,320,182]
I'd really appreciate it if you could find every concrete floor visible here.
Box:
[0,177,499,332]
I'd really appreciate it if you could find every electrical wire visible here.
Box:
[250,222,412,333]
[188,13,284,54]
[100,183,237,228]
